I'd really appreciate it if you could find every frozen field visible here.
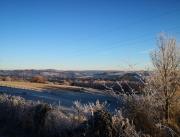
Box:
[0,86,119,111]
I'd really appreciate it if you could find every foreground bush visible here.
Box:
[0,94,151,137]
[0,94,77,137]
[0,93,179,137]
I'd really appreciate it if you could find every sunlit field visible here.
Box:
[0,81,84,92]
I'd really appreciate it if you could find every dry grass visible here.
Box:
[0,81,84,92]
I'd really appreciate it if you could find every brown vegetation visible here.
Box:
[31,75,47,83]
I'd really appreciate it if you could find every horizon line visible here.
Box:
[0,68,148,71]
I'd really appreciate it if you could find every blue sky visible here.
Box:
[0,0,180,70]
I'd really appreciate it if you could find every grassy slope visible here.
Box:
[0,81,104,95]
[0,81,83,92]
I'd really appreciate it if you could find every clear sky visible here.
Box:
[0,0,180,70]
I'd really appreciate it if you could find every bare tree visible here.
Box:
[151,33,180,123]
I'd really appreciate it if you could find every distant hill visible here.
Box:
[0,69,150,81]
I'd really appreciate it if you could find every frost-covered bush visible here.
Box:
[1,92,178,137]
[112,110,141,137]
[86,110,114,137]
[0,94,77,137]
[73,100,107,121]
[0,94,110,137]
